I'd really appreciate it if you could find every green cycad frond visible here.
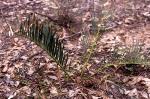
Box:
[19,13,68,71]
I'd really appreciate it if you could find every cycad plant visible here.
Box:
[19,13,68,76]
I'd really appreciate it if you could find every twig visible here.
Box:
[59,32,81,40]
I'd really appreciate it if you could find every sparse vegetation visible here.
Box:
[1,0,150,98]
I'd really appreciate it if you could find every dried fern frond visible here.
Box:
[19,13,68,72]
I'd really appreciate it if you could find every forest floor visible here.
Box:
[0,0,150,99]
